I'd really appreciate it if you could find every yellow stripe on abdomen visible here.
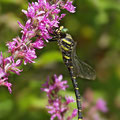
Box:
[64,55,70,59]
[61,45,69,51]
[62,38,71,45]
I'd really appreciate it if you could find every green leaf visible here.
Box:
[34,51,62,68]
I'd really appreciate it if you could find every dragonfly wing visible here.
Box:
[71,43,96,80]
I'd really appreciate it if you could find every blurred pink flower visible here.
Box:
[96,98,108,112]
[82,88,108,120]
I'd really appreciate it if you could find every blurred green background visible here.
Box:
[0,0,120,120]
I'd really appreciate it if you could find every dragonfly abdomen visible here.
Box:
[59,35,83,120]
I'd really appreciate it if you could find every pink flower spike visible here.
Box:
[42,74,77,120]
[1,0,76,94]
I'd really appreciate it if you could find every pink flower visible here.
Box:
[46,98,65,120]
[0,52,8,82]
[54,74,69,91]
[65,96,75,104]
[41,74,68,94]
[22,48,37,65]
[4,56,22,74]
[0,53,12,93]
[96,99,108,112]
[62,0,76,13]
[0,68,7,81]
[31,38,44,49]
[67,109,77,120]
[0,53,6,78]
[82,89,108,120]
[0,81,12,94]
[42,74,77,120]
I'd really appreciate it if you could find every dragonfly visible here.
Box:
[49,26,96,120]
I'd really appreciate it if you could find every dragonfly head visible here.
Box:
[59,26,68,33]
[56,26,68,38]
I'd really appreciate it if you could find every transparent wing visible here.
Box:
[71,43,96,80]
